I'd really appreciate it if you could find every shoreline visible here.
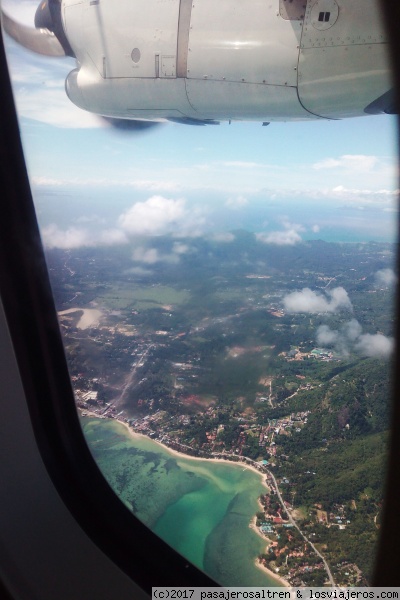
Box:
[84,413,290,587]
[254,558,290,588]
[115,417,271,490]
[249,516,290,588]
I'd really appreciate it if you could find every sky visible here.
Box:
[2,0,399,247]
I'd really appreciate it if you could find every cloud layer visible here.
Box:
[283,287,353,314]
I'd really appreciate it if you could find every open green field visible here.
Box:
[95,285,191,310]
[131,286,191,308]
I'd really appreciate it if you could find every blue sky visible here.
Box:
[2,0,399,246]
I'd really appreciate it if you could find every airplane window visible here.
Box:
[1,0,397,588]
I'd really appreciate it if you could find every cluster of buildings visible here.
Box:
[282,347,339,362]
[257,412,310,450]
[315,503,351,530]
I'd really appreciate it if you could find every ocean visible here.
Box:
[81,417,279,586]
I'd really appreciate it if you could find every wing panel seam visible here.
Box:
[177,0,192,78]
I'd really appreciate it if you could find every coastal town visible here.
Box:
[79,391,365,588]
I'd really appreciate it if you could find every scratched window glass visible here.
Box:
[2,0,397,587]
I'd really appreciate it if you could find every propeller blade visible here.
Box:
[364,89,398,115]
[1,10,66,56]
[101,117,163,133]
[35,0,54,31]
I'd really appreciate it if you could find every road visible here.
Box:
[265,468,336,586]
[101,343,154,415]
[165,440,336,585]
[206,449,336,586]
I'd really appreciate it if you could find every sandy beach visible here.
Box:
[116,418,270,490]
[249,516,290,588]
[254,558,291,588]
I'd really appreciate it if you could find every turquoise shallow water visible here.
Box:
[81,417,279,586]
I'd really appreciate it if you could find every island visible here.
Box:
[46,234,394,587]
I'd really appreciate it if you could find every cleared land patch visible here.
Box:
[96,285,190,310]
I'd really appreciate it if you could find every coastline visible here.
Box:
[115,418,270,491]
[249,516,290,588]
[254,558,290,588]
[83,413,290,587]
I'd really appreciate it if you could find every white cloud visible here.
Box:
[313,155,379,172]
[42,225,89,249]
[354,333,394,358]
[256,220,304,246]
[374,268,397,287]
[317,319,394,358]
[312,224,320,233]
[316,324,340,346]
[317,319,362,356]
[283,287,353,314]
[342,318,363,342]
[118,195,205,237]
[257,229,302,246]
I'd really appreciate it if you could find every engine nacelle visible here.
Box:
[63,0,391,122]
